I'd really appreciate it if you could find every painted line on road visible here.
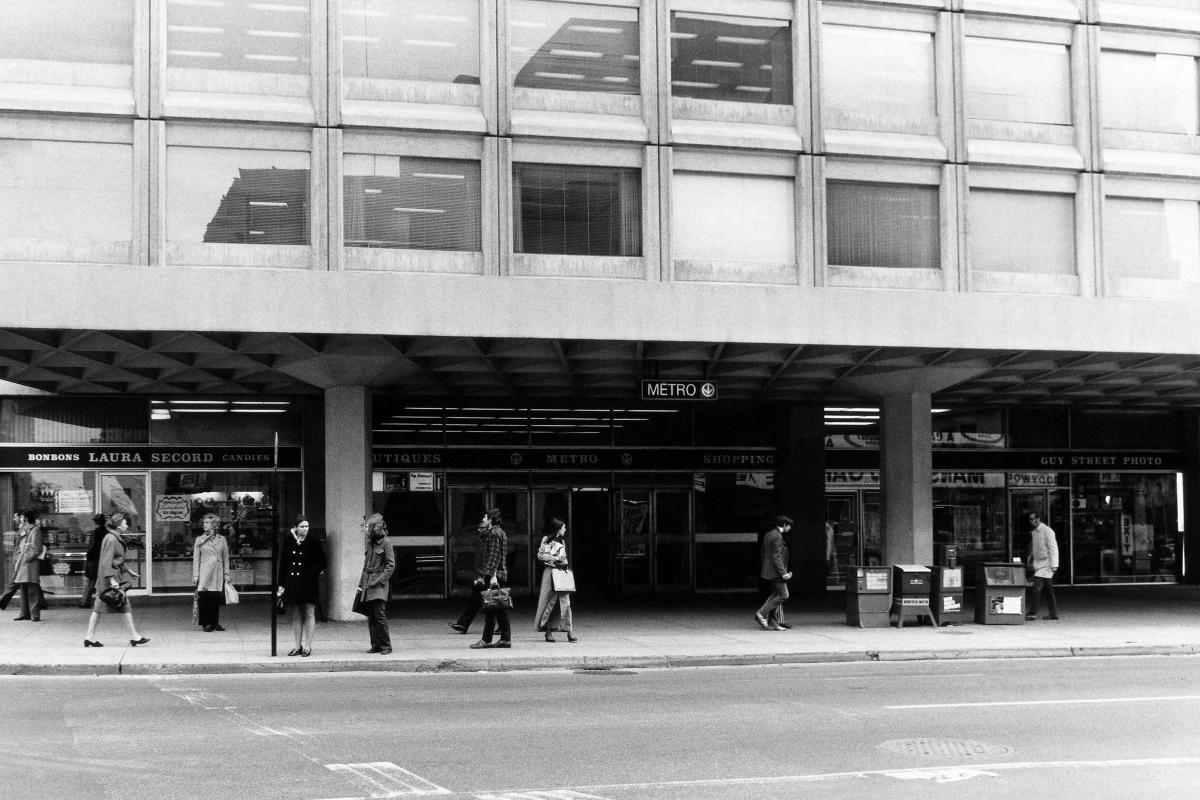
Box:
[474,791,614,800]
[886,694,1200,709]
[824,673,987,681]
[326,762,452,797]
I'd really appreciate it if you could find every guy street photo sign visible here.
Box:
[640,380,719,401]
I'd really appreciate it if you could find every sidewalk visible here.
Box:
[2,585,1197,676]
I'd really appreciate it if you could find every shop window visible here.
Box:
[822,24,936,130]
[373,475,447,597]
[1103,197,1200,282]
[672,172,795,263]
[149,399,302,446]
[969,189,1075,275]
[0,139,133,262]
[343,155,481,251]
[513,163,642,256]
[167,146,310,246]
[933,481,1007,580]
[827,182,939,269]
[509,1,640,95]
[166,0,311,98]
[1071,473,1179,583]
[342,0,479,89]
[1,471,99,601]
[1007,408,1069,449]
[965,38,1071,126]
[670,12,792,105]
[1100,50,1198,135]
[0,0,133,106]
[1070,409,1183,449]
[0,397,147,444]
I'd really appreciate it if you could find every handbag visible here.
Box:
[98,586,126,611]
[551,568,576,593]
[274,595,288,615]
[224,583,240,605]
[481,586,513,610]
[351,587,368,616]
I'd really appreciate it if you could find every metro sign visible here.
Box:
[640,380,719,401]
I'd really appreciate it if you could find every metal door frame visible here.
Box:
[97,472,152,595]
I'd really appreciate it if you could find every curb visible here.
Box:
[4,643,1197,677]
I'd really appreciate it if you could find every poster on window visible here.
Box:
[155,495,192,522]
[55,489,94,514]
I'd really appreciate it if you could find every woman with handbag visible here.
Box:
[534,517,577,642]
[11,509,45,622]
[83,512,148,648]
[193,513,232,633]
[358,513,395,655]
[277,514,326,657]
[469,508,511,649]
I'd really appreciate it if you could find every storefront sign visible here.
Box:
[155,495,192,522]
[1008,472,1068,487]
[825,471,1005,488]
[826,433,1006,449]
[640,380,718,401]
[827,449,1184,471]
[408,472,436,492]
[372,447,776,471]
[0,445,303,470]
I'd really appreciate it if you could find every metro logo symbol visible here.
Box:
[640,379,719,401]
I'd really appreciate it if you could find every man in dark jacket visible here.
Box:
[755,515,793,631]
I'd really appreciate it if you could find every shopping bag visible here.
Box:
[224,583,240,605]
[551,568,576,593]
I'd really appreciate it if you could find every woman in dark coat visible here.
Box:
[358,513,395,655]
[83,512,148,647]
[78,513,107,608]
[277,514,326,657]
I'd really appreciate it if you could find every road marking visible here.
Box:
[475,792,612,800]
[325,762,451,797]
[824,673,986,681]
[886,694,1200,709]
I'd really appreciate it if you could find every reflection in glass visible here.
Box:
[1101,51,1199,134]
[0,472,98,600]
[343,155,481,251]
[342,0,479,87]
[969,189,1075,274]
[965,38,1071,125]
[827,182,939,269]
[514,164,642,256]
[0,140,132,246]
[510,1,639,94]
[167,147,310,245]
[1071,474,1178,583]
[167,0,310,96]
[673,173,794,262]
[822,25,936,124]
[0,0,132,92]
[670,12,792,104]
[1104,197,1200,281]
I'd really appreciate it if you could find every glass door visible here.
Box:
[618,490,651,592]
[98,473,150,594]
[1010,489,1070,582]
[532,486,611,597]
[447,487,530,597]
[824,492,859,588]
[654,490,691,592]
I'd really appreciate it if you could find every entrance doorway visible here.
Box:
[1010,489,1069,582]
[824,491,882,588]
[533,487,610,597]
[98,473,149,593]
[617,489,693,594]
[447,487,531,596]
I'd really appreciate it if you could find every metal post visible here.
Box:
[270,432,278,656]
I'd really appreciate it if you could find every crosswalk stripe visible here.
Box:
[325,762,451,797]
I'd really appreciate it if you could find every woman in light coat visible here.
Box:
[534,517,576,643]
[84,512,148,647]
[12,509,45,622]
[193,513,231,632]
[358,513,396,655]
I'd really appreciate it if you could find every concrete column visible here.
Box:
[881,393,933,566]
[324,386,371,620]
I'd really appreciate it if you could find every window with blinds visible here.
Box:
[343,155,481,251]
[514,164,642,257]
[827,181,939,269]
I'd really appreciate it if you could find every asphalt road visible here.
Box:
[1,657,1198,800]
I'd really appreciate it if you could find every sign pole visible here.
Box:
[270,432,278,657]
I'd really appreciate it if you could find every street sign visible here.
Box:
[640,380,718,401]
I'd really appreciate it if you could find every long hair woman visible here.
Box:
[534,516,577,643]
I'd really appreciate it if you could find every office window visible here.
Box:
[822,25,936,124]
[1104,197,1200,281]
[0,139,132,250]
[965,38,1071,125]
[513,164,641,256]
[166,0,310,96]
[343,155,481,251]
[0,0,133,96]
[510,1,639,94]
[827,182,939,269]
[969,190,1075,274]
[670,12,792,105]
[673,173,794,262]
[342,0,479,87]
[167,147,310,245]
[1101,51,1198,134]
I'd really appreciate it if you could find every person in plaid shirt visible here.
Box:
[469,508,511,649]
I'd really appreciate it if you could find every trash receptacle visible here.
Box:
[891,564,932,628]
[974,562,1026,624]
[929,565,963,626]
[845,566,891,628]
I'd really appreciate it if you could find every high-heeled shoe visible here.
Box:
[129,637,149,646]
[300,648,311,657]
[287,647,301,656]
[567,634,578,643]
[83,639,103,647]
[545,632,556,642]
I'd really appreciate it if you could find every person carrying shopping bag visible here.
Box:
[193,512,232,632]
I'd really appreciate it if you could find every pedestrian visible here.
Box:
[11,510,45,622]
[359,513,395,655]
[1024,511,1060,621]
[754,514,793,631]
[534,517,577,643]
[193,512,231,632]
[277,514,326,657]
[83,512,149,647]
[78,513,107,608]
[469,508,511,649]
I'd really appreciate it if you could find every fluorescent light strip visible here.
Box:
[168,0,225,6]
[569,25,622,34]
[692,59,742,68]
[403,39,456,48]
[249,200,288,207]
[716,36,767,45]
[170,50,223,58]
[249,3,308,12]
[169,399,227,404]
[736,85,772,93]
[602,76,630,83]
[244,54,300,61]
[670,32,698,39]
[672,80,718,89]
[232,409,287,413]
[411,172,465,180]
[393,207,445,214]
[551,49,604,59]
[535,72,585,81]
[168,25,225,34]
[247,29,305,38]
[364,188,382,194]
